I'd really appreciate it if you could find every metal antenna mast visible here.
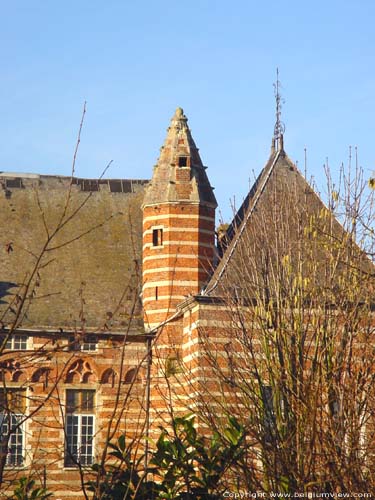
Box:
[273,68,285,150]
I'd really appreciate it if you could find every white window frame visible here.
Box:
[3,334,28,350]
[65,389,95,467]
[68,335,98,352]
[65,414,95,466]
[0,388,26,467]
[81,335,98,352]
[0,413,24,466]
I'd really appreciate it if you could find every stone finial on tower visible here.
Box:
[171,107,188,126]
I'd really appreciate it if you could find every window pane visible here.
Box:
[82,335,97,352]
[178,156,188,167]
[8,415,23,466]
[0,414,24,466]
[2,334,28,350]
[68,335,97,352]
[10,391,26,413]
[66,390,95,413]
[65,415,79,466]
[66,390,79,413]
[65,391,95,466]
[81,391,94,412]
[80,415,94,465]
[0,389,26,413]
[13,335,27,350]
[152,228,163,246]
[261,385,275,443]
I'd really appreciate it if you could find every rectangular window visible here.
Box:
[178,156,188,167]
[65,390,95,467]
[5,178,23,189]
[261,385,275,443]
[152,228,163,247]
[1,334,28,350]
[0,388,26,466]
[165,354,183,377]
[68,335,97,352]
[81,335,97,352]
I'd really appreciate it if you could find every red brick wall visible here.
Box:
[142,202,215,330]
[1,335,148,499]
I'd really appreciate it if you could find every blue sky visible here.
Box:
[1,0,374,221]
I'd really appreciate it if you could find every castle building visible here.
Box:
[0,107,373,497]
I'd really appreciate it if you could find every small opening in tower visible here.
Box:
[178,156,188,167]
[155,286,159,300]
[152,228,163,247]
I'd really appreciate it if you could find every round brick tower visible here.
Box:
[142,108,217,331]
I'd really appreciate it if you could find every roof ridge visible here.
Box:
[0,172,149,182]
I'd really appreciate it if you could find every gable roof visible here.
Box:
[0,173,148,333]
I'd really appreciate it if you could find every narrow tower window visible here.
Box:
[152,228,163,247]
[178,156,188,167]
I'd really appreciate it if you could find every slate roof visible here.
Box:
[205,139,373,298]
[0,172,148,333]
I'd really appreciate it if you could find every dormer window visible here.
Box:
[178,156,188,167]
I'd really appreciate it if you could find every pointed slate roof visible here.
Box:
[205,137,373,297]
[143,108,217,207]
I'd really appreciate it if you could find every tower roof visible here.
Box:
[142,108,217,207]
[205,141,373,296]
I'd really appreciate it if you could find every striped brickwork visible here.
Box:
[142,203,215,331]
[143,108,218,434]
[1,108,220,497]
[142,109,216,331]
[1,334,148,499]
[147,297,241,441]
